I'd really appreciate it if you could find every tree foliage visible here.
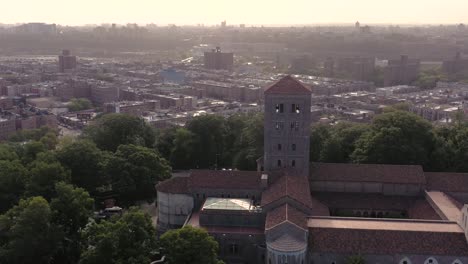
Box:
[0,197,63,264]
[80,209,157,264]
[84,114,156,152]
[351,111,434,166]
[160,226,223,264]
[56,140,110,193]
[106,144,171,201]
[157,112,264,170]
[51,182,94,264]
[26,160,71,200]
[68,98,93,112]
[0,160,28,213]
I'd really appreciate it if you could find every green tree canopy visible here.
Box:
[170,128,197,169]
[186,115,227,169]
[231,113,264,170]
[56,139,110,192]
[68,98,93,112]
[26,160,71,200]
[80,209,157,264]
[310,124,332,162]
[160,226,223,264]
[351,111,435,166]
[84,114,156,152]
[0,144,19,161]
[320,123,370,163]
[106,144,171,202]
[50,182,94,264]
[0,160,28,213]
[0,197,63,264]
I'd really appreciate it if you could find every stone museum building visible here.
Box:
[157,75,468,264]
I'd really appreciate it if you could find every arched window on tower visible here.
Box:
[452,259,463,264]
[424,257,438,264]
[292,160,296,167]
[399,257,412,264]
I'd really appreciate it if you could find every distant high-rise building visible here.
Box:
[384,55,420,86]
[442,52,468,74]
[337,57,375,81]
[324,57,335,77]
[58,50,77,73]
[15,23,57,35]
[221,20,227,28]
[204,47,234,71]
[355,21,361,29]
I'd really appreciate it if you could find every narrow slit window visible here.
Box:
[278,144,282,151]
[277,160,282,167]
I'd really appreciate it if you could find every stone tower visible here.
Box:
[263,75,312,176]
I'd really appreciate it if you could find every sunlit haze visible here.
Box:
[3,0,468,25]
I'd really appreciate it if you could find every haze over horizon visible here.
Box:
[3,0,468,26]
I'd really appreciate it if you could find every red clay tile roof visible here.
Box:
[188,170,262,190]
[408,199,442,220]
[261,174,313,209]
[426,172,468,193]
[155,176,189,194]
[310,162,425,184]
[309,228,468,256]
[264,75,312,95]
[265,204,308,230]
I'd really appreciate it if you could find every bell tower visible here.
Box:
[263,75,312,176]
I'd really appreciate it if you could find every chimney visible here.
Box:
[261,174,268,189]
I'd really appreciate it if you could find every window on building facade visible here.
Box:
[292,144,296,151]
[452,259,462,264]
[424,258,438,264]
[229,244,239,255]
[276,122,284,130]
[295,121,300,131]
[292,160,296,167]
[277,160,282,167]
[275,103,284,113]
[296,105,301,113]
[278,144,282,151]
[291,103,296,113]
[399,258,411,264]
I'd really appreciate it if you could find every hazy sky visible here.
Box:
[3,0,468,25]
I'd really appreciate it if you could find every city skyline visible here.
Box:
[3,0,468,26]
